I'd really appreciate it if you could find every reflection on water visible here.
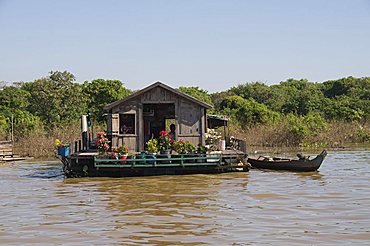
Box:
[1,150,370,245]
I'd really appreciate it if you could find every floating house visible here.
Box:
[104,82,212,152]
[58,82,248,178]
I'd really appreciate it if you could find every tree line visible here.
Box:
[1,71,369,145]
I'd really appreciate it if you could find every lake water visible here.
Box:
[1,149,369,245]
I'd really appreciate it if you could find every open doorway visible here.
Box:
[143,103,175,146]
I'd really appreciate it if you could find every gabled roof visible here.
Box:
[104,81,213,110]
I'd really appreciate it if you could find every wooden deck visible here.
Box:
[60,150,249,178]
[0,141,26,162]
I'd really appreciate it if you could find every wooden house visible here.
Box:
[104,82,212,152]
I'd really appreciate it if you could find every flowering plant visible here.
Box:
[173,140,187,154]
[205,129,222,143]
[95,131,110,154]
[197,144,208,154]
[112,145,129,154]
[55,138,62,149]
[146,138,158,153]
[55,138,69,149]
[158,130,173,151]
[185,141,197,153]
[173,140,196,154]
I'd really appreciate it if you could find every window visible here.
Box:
[120,114,135,134]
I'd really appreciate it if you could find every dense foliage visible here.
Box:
[0,71,369,146]
[210,77,370,145]
[0,71,132,140]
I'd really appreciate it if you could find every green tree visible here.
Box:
[285,112,327,144]
[0,86,30,110]
[0,106,43,139]
[210,90,235,112]
[220,96,279,128]
[322,97,364,121]
[82,79,131,122]
[0,114,8,138]
[279,79,324,115]
[177,86,213,106]
[229,81,271,104]
[24,71,88,126]
[321,77,370,122]
[219,95,247,115]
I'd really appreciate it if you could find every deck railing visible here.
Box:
[94,153,222,168]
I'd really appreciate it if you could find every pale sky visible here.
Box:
[1,0,369,92]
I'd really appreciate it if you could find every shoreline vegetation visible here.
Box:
[1,71,370,158]
[12,121,369,158]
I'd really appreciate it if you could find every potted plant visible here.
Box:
[95,131,110,155]
[158,130,173,154]
[185,142,196,154]
[197,145,208,163]
[158,130,173,163]
[116,145,129,161]
[55,138,70,157]
[145,138,158,165]
[205,128,222,147]
[171,140,186,163]
[173,140,187,154]
[111,147,119,160]
[185,141,196,163]
[146,138,158,154]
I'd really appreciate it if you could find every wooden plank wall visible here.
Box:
[0,141,13,157]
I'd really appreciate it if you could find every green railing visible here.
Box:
[94,154,222,168]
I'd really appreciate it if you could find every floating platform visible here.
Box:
[59,150,249,178]
[0,156,27,162]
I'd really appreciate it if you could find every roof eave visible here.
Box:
[104,81,213,111]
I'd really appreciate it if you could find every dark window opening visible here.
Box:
[120,114,135,134]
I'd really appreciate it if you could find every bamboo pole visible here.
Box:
[11,113,14,156]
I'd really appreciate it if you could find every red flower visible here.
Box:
[158,129,172,151]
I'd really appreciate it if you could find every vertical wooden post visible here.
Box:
[11,114,14,156]
[175,99,179,139]
[138,103,143,152]
[224,117,227,142]
[81,115,88,150]
[91,114,94,143]
[200,107,205,146]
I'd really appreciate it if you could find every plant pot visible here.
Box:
[119,154,128,164]
[111,152,119,159]
[120,154,128,160]
[207,151,222,162]
[59,146,70,157]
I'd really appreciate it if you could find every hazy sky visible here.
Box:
[1,0,369,92]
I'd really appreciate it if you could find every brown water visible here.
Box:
[1,149,370,245]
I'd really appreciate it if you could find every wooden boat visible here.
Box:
[247,150,327,172]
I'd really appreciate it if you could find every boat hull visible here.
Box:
[248,150,327,172]
[60,152,249,178]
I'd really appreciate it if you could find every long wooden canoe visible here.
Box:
[247,150,327,172]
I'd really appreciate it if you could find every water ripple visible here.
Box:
[0,150,370,245]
